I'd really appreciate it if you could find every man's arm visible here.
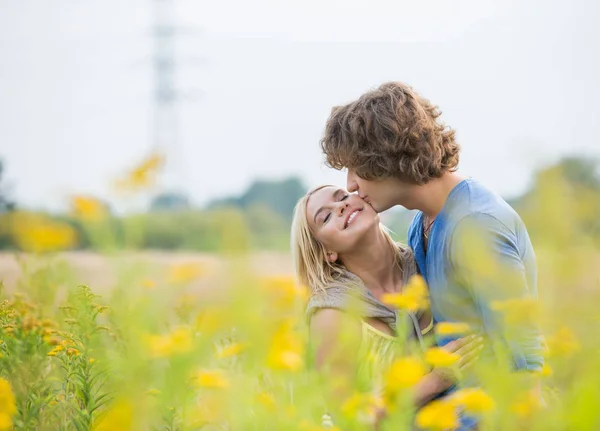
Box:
[450,213,544,371]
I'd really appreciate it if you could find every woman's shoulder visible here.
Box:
[397,243,418,278]
[305,275,362,319]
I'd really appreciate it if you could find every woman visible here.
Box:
[291,185,481,429]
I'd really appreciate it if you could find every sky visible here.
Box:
[0,0,599,212]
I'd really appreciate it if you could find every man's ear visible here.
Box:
[326,251,338,263]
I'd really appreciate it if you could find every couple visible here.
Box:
[291,82,544,429]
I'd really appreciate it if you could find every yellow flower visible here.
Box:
[216,342,245,359]
[142,279,156,289]
[490,298,540,325]
[511,391,543,418]
[254,391,276,411]
[385,357,427,391]
[168,262,206,284]
[415,399,459,430]
[424,347,460,367]
[546,327,580,357]
[70,196,106,220]
[93,400,133,431]
[113,152,165,192]
[194,369,230,389]
[146,326,193,358]
[452,388,495,415]
[66,348,80,357]
[266,320,304,372]
[195,308,226,335]
[47,345,65,356]
[10,212,77,253]
[435,322,471,337]
[341,392,384,424]
[538,363,553,377]
[0,378,17,431]
[260,276,308,309]
[382,274,429,312]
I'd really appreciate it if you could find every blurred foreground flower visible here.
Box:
[146,326,193,358]
[435,322,471,337]
[113,152,165,192]
[70,195,107,220]
[10,211,77,253]
[385,357,427,391]
[546,327,580,357]
[490,298,540,325]
[451,388,495,415]
[260,275,308,310]
[266,319,304,372]
[511,391,544,418]
[168,262,206,284]
[382,275,429,312]
[341,391,384,424]
[415,399,459,431]
[194,369,230,389]
[0,378,17,431]
[93,400,133,431]
[425,347,459,367]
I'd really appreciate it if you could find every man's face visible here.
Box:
[346,169,415,212]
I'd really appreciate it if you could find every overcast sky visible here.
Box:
[1,0,599,211]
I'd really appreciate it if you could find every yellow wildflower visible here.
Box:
[490,298,540,325]
[146,326,193,358]
[538,363,553,377]
[385,357,427,391]
[435,322,471,337]
[266,320,304,372]
[216,342,245,359]
[424,347,460,367]
[415,399,458,430]
[452,388,495,415]
[0,378,16,431]
[70,195,106,220]
[341,392,384,424]
[113,152,165,192]
[194,369,230,389]
[254,391,276,411]
[195,308,227,335]
[10,212,77,253]
[142,279,156,289]
[547,327,580,357]
[382,275,429,312]
[168,262,206,284]
[511,391,543,418]
[260,276,308,309]
[66,348,80,357]
[93,400,133,431]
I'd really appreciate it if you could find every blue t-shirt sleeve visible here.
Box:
[449,213,544,371]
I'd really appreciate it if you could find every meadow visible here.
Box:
[1,154,599,431]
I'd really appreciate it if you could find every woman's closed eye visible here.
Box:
[323,194,349,224]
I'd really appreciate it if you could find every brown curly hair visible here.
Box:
[320,82,460,185]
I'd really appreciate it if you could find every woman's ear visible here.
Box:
[326,251,338,263]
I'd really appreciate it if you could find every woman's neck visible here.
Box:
[341,233,402,294]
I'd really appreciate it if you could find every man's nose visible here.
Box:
[346,171,358,193]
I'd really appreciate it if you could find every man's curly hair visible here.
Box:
[320,82,460,185]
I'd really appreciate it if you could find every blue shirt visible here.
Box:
[408,178,544,371]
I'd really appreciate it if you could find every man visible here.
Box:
[319,81,544,374]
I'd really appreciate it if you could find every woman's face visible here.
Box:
[306,186,379,257]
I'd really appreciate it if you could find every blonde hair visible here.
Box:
[291,185,403,295]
